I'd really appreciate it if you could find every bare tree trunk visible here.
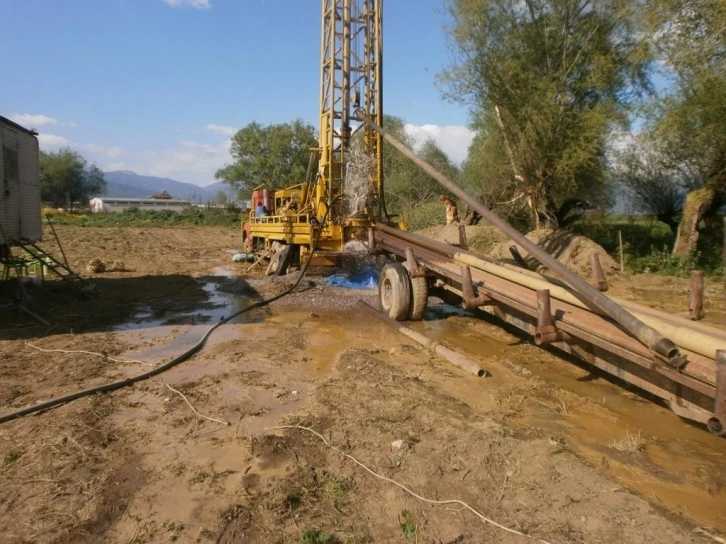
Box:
[672,187,717,258]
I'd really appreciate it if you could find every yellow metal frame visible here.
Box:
[245,0,383,256]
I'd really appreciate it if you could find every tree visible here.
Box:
[611,132,702,232]
[441,0,649,229]
[642,0,726,257]
[366,115,460,218]
[40,148,106,209]
[211,190,229,206]
[215,119,318,196]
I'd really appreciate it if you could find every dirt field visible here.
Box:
[1,225,725,544]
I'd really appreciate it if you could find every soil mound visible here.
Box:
[488,229,618,277]
[416,223,509,253]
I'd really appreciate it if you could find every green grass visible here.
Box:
[3,448,23,467]
[301,529,339,544]
[573,213,724,277]
[400,510,417,540]
[44,206,243,228]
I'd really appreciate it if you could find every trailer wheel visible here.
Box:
[266,243,293,276]
[403,263,428,321]
[379,263,411,321]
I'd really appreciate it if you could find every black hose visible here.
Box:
[0,199,341,425]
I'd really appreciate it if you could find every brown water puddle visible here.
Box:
[406,309,726,532]
[110,291,725,534]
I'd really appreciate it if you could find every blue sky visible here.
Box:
[1,0,473,186]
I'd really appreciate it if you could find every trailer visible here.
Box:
[353,111,726,437]
[0,115,41,246]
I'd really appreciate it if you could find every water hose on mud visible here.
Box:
[0,199,342,425]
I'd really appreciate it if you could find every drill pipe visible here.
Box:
[358,300,486,377]
[490,256,726,342]
[355,109,682,366]
[376,224,725,362]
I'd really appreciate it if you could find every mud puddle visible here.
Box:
[115,267,255,331]
[401,310,726,532]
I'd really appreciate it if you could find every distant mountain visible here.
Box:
[97,171,230,202]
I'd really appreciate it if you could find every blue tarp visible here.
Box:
[324,266,379,290]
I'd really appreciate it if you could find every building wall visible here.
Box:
[0,118,41,244]
[89,198,192,213]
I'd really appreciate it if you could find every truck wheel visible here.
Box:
[266,244,293,276]
[403,263,428,321]
[378,263,411,321]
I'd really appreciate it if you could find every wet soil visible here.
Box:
[0,225,725,543]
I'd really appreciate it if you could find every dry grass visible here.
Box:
[609,430,647,453]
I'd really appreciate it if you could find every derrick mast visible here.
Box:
[318,0,383,221]
[242,0,385,273]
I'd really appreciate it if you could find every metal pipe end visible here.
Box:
[707,417,726,437]
[653,338,686,368]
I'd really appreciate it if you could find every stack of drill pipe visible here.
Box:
[375,225,723,383]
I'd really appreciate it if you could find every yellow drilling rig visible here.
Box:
[242,0,397,275]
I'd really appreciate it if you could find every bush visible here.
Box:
[402,199,447,231]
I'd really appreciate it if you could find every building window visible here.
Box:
[3,146,19,183]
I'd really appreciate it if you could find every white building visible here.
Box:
[0,116,42,245]
[89,197,193,213]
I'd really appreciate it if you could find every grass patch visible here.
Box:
[3,448,23,467]
[573,213,724,277]
[609,430,647,454]
[400,510,418,540]
[301,528,340,544]
[43,206,244,228]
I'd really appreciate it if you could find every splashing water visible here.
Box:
[344,147,375,218]
[343,240,368,253]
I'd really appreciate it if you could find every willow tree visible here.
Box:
[643,0,726,258]
[442,0,649,229]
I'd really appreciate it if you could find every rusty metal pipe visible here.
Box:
[708,351,726,436]
[535,289,562,345]
[485,254,726,342]
[590,253,608,292]
[690,270,705,321]
[458,225,468,249]
[357,111,682,366]
[358,300,486,377]
[377,226,726,359]
[509,245,529,269]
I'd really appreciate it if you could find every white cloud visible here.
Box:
[82,143,125,159]
[206,124,236,136]
[11,113,59,127]
[36,128,231,185]
[141,139,232,182]
[37,133,72,147]
[404,124,476,164]
[161,0,211,9]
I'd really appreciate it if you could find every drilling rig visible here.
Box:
[242,0,392,275]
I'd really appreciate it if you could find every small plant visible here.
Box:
[609,430,647,453]
[322,474,350,507]
[400,510,418,540]
[161,520,185,541]
[632,245,699,277]
[284,489,303,510]
[301,528,338,544]
[3,448,23,467]
[188,466,212,484]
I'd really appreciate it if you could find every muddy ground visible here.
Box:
[1,225,725,544]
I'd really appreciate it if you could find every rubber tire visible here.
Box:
[403,262,428,321]
[266,244,293,276]
[378,262,411,321]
